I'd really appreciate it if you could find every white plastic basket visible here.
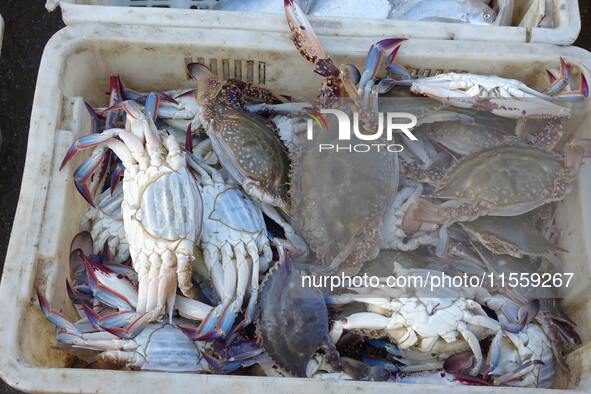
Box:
[0,21,590,393]
[46,0,581,45]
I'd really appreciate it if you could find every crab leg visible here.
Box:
[552,73,589,102]
[108,97,164,167]
[175,295,211,321]
[329,312,391,344]
[37,290,133,350]
[233,241,262,333]
[81,252,138,310]
[357,38,407,98]
[213,244,250,337]
[37,290,80,334]
[455,325,485,375]
[196,243,238,340]
[60,129,144,205]
[201,244,225,301]
[283,0,338,79]
[543,58,570,96]
[83,305,154,340]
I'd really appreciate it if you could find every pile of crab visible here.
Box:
[38,0,590,388]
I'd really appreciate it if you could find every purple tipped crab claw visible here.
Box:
[116,75,177,105]
[198,339,267,374]
[79,250,138,311]
[82,304,155,339]
[37,289,80,334]
[543,58,589,101]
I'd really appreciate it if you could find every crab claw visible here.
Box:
[105,76,124,129]
[232,298,256,334]
[361,356,400,373]
[187,62,212,81]
[99,310,143,329]
[144,92,161,123]
[70,231,94,258]
[547,304,581,347]
[544,58,570,96]
[358,38,407,94]
[217,339,264,361]
[450,374,490,386]
[202,351,262,374]
[444,351,476,374]
[72,149,108,206]
[554,72,589,102]
[386,61,413,84]
[376,78,398,94]
[341,64,361,86]
[118,77,176,105]
[185,123,193,153]
[81,252,138,310]
[283,0,339,78]
[492,359,545,386]
[109,162,124,192]
[60,131,114,171]
[37,289,79,334]
[193,302,237,341]
[85,305,152,339]
[174,88,198,99]
[104,100,144,120]
[85,102,101,134]
[187,63,221,101]
[500,307,530,334]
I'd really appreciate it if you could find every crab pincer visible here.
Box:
[544,58,589,102]
[284,0,405,105]
[284,0,339,79]
[79,251,138,311]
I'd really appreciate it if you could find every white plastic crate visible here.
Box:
[46,0,581,45]
[0,22,590,393]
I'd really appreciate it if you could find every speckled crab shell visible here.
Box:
[458,214,560,258]
[188,62,290,211]
[430,144,574,221]
[208,105,290,210]
[256,251,334,377]
[423,120,510,157]
[290,120,399,274]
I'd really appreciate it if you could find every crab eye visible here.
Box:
[483,12,492,21]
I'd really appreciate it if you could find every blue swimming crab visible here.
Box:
[386,54,588,150]
[284,0,401,273]
[38,233,216,372]
[387,56,588,119]
[61,95,203,319]
[256,242,341,377]
[187,63,305,250]
[407,142,591,226]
